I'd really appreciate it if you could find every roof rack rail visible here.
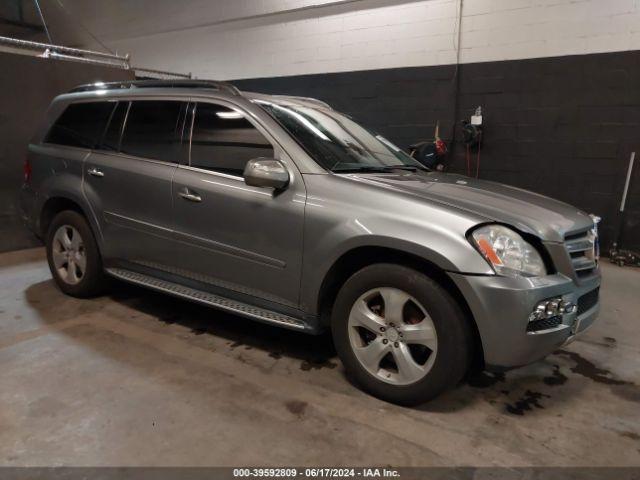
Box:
[272,95,332,109]
[69,79,241,96]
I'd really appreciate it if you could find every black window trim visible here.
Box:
[42,97,296,177]
[116,100,131,153]
[183,99,280,182]
[92,100,185,169]
[101,149,182,168]
[116,99,190,165]
[98,101,118,148]
[41,140,91,153]
[96,100,130,153]
[42,99,118,151]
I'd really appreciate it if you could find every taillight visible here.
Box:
[23,157,32,183]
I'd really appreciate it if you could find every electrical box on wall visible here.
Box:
[462,106,484,178]
[462,107,483,149]
[471,106,483,126]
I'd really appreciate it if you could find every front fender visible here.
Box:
[298,181,494,314]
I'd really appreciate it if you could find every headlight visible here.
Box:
[471,225,547,278]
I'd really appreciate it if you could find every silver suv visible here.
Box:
[20,80,601,405]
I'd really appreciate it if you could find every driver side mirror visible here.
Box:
[243,158,290,190]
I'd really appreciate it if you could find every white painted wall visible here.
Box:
[68,0,640,79]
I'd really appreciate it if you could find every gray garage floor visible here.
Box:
[1,248,639,467]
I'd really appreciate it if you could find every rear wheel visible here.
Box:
[331,263,472,405]
[46,210,106,297]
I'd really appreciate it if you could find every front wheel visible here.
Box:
[331,263,472,405]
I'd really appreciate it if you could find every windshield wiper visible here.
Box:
[381,165,420,171]
[333,164,427,173]
[332,165,391,173]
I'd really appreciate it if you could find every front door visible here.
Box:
[171,101,306,309]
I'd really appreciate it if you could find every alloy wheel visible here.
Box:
[51,225,86,285]
[347,287,438,385]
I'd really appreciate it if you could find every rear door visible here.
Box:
[83,99,189,265]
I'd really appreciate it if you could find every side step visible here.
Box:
[105,268,308,331]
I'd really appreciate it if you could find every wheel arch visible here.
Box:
[39,195,101,249]
[316,245,485,368]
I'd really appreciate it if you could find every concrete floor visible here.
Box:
[1,248,639,467]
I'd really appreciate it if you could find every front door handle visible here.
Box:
[178,188,202,203]
[88,167,104,178]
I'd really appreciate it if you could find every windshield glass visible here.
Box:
[255,100,426,173]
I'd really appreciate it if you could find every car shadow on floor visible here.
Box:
[23,278,596,414]
[108,279,339,365]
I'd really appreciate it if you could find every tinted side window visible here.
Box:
[100,101,129,152]
[120,101,188,163]
[45,102,115,148]
[190,103,274,176]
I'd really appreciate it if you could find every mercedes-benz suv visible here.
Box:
[20,80,601,405]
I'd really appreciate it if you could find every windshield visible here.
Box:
[255,100,427,173]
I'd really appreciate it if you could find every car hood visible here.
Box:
[348,171,595,242]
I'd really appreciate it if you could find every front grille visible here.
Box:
[577,287,599,315]
[527,316,563,332]
[564,229,597,278]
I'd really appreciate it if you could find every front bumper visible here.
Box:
[449,269,601,369]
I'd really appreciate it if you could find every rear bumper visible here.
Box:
[449,269,601,369]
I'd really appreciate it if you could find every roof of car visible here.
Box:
[68,79,242,96]
[67,79,332,109]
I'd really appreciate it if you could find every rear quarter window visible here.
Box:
[45,102,116,149]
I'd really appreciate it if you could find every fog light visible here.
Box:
[559,301,577,314]
[528,298,576,322]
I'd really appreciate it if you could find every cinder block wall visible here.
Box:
[100,0,640,79]
[63,0,640,251]
[234,51,640,251]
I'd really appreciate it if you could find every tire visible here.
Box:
[331,263,472,406]
[46,210,106,297]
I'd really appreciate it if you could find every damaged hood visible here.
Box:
[347,171,595,242]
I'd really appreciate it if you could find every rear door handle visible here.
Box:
[178,188,202,203]
[87,167,104,178]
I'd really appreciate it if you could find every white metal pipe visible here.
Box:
[132,66,191,79]
[0,35,128,62]
[2,35,194,85]
[620,151,635,213]
[44,50,128,68]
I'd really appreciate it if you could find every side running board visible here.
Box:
[105,268,308,331]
